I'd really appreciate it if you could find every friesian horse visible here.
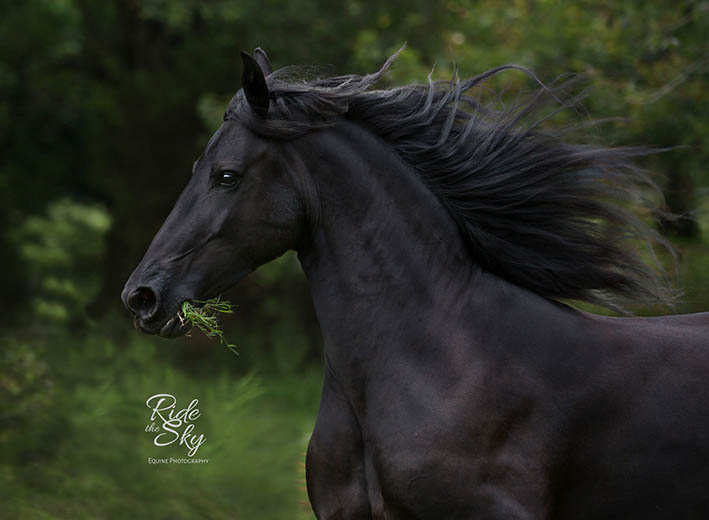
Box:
[122,47,709,519]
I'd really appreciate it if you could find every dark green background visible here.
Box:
[2,1,707,518]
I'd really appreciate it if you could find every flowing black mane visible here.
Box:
[226,49,675,310]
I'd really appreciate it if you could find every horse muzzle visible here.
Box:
[122,284,191,339]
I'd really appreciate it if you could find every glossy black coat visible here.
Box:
[123,51,709,519]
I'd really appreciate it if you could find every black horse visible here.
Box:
[122,47,709,519]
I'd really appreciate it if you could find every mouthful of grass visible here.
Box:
[179,298,238,355]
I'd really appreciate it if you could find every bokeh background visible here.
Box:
[2,1,708,518]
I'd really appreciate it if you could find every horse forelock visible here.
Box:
[224,49,678,311]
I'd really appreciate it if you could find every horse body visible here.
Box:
[121,49,709,518]
[298,121,709,518]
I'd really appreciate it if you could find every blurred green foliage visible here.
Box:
[1,333,319,519]
[1,0,708,517]
[11,199,111,324]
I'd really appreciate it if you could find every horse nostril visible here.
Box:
[126,286,158,320]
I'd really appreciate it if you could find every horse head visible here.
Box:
[121,49,308,337]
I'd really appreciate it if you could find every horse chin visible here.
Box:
[133,315,191,339]
[159,315,192,339]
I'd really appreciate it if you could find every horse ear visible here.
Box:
[240,51,270,118]
[253,47,273,76]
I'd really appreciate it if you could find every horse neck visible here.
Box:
[295,122,496,376]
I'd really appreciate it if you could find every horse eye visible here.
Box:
[219,171,240,187]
